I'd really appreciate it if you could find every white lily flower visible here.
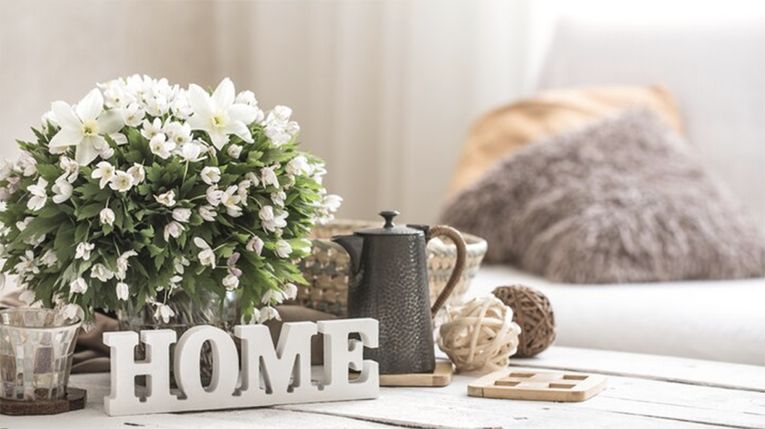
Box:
[244,171,260,187]
[51,179,73,204]
[178,141,206,163]
[127,163,145,184]
[61,303,81,321]
[154,190,176,207]
[154,303,176,324]
[198,205,217,222]
[163,221,184,241]
[16,217,33,231]
[261,165,279,188]
[261,289,285,305]
[223,274,239,291]
[261,206,288,233]
[100,207,115,226]
[324,194,343,212]
[227,144,242,159]
[149,133,175,159]
[205,185,223,206]
[49,89,124,165]
[246,236,264,255]
[59,156,79,183]
[194,237,216,268]
[0,160,12,181]
[90,263,114,282]
[121,103,145,127]
[99,146,115,161]
[165,121,192,146]
[221,186,242,217]
[40,249,58,267]
[141,118,163,140]
[41,110,59,129]
[174,256,190,274]
[172,91,193,120]
[70,277,88,294]
[187,78,258,150]
[75,242,94,260]
[109,133,128,146]
[109,170,134,192]
[235,90,257,106]
[115,250,137,280]
[26,177,48,211]
[172,208,191,223]
[271,191,286,207]
[15,152,37,176]
[259,306,280,323]
[200,166,221,185]
[116,282,129,301]
[286,155,311,176]
[91,161,115,189]
[23,232,46,248]
[14,250,39,274]
[275,240,292,258]
[282,283,298,300]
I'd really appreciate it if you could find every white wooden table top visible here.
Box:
[4,346,765,428]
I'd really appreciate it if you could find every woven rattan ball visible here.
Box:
[493,285,556,357]
[437,296,521,372]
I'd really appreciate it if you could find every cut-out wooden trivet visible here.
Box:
[0,387,87,415]
[468,370,606,402]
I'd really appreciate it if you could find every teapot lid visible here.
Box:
[356,210,425,236]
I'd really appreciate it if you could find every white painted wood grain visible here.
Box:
[504,346,765,392]
[4,347,765,428]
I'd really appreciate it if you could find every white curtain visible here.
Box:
[0,0,536,223]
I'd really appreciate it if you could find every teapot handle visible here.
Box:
[427,225,468,318]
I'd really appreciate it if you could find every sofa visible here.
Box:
[462,17,765,366]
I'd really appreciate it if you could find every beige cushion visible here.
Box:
[446,85,684,198]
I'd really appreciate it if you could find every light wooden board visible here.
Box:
[379,360,454,387]
[468,370,607,402]
[3,347,765,428]
[505,346,765,392]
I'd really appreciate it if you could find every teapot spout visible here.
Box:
[331,234,363,274]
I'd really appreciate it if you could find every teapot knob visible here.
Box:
[379,210,400,229]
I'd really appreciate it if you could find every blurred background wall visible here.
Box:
[1,0,763,223]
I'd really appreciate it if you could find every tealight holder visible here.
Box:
[0,308,85,415]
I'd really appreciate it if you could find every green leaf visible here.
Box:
[36,164,62,181]
[74,222,90,243]
[76,203,104,220]
[53,222,75,262]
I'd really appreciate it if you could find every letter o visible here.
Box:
[174,326,239,398]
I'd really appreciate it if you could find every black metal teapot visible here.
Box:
[332,210,467,374]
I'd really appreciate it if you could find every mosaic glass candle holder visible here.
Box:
[0,308,82,401]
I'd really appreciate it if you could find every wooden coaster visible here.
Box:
[0,387,87,416]
[468,370,607,402]
[379,360,454,387]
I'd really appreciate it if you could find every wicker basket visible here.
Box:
[296,219,488,316]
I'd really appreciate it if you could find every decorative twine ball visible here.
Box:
[437,296,522,372]
[492,285,556,357]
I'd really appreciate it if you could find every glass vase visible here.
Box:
[116,290,237,387]
[0,308,82,401]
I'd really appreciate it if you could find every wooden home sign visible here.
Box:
[102,319,379,416]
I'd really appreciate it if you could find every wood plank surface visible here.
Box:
[3,347,764,428]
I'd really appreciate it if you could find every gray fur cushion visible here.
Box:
[440,109,765,283]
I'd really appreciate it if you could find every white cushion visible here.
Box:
[467,266,765,365]
[537,18,765,230]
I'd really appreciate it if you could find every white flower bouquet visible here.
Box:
[0,76,340,324]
